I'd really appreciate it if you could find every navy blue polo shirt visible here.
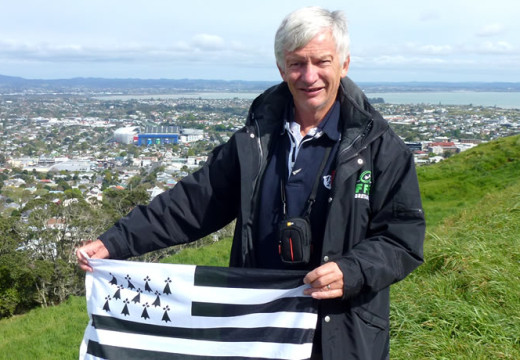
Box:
[255,100,341,269]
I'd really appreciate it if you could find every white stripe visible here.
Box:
[92,328,313,360]
[190,284,310,304]
[82,354,105,360]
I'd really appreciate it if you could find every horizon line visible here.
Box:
[1,74,520,85]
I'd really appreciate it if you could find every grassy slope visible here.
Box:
[391,181,520,359]
[1,134,519,359]
[390,134,520,358]
[418,134,520,226]
[0,296,88,359]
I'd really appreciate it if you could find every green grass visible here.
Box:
[160,237,232,267]
[1,134,520,359]
[0,296,88,359]
[390,183,520,358]
[418,134,520,226]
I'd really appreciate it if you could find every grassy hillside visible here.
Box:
[418,134,520,226]
[1,134,519,359]
[391,181,520,358]
[0,296,87,359]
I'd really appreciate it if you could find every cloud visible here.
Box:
[478,41,515,53]
[190,34,225,51]
[0,36,275,75]
[476,23,506,37]
[414,44,453,55]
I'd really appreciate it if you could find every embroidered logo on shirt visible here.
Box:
[322,170,335,190]
[354,171,372,200]
[323,175,332,190]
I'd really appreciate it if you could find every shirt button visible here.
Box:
[357,158,364,165]
[328,197,333,203]
[250,133,255,138]
[324,316,331,323]
[323,256,329,262]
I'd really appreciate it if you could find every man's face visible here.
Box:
[278,31,349,123]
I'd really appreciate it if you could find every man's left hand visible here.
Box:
[303,262,344,299]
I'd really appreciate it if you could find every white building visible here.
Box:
[49,160,93,172]
[180,129,204,143]
[114,126,140,144]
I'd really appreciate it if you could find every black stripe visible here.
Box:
[87,340,303,360]
[194,266,308,289]
[92,314,315,344]
[192,296,315,317]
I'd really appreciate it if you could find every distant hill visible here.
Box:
[0,75,277,94]
[1,74,520,94]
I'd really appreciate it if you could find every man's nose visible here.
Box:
[301,63,319,84]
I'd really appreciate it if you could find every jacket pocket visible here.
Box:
[354,307,388,331]
[350,307,389,359]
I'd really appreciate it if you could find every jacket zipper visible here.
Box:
[328,119,377,200]
[244,113,266,263]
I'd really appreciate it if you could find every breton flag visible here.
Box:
[79,259,318,360]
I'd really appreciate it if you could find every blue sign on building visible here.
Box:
[138,134,179,146]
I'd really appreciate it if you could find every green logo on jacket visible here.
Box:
[355,171,371,200]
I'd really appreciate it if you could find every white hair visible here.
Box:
[274,6,350,71]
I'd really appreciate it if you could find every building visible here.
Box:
[428,141,459,156]
[405,142,423,152]
[114,126,140,145]
[136,126,204,146]
[48,160,92,172]
[137,126,180,146]
[179,129,204,143]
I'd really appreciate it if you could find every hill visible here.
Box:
[1,135,519,359]
[418,134,520,226]
[391,180,520,358]
[0,75,277,94]
[2,74,520,94]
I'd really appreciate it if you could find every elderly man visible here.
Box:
[78,7,425,359]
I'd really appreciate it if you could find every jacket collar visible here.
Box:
[248,77,388,152]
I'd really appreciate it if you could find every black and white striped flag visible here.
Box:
[79,259,318,359]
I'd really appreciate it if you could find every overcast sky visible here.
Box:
[0,0,518,82]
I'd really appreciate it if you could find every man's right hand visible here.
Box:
[76,239,110,272]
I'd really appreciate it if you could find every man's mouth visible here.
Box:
[301,87,323,94]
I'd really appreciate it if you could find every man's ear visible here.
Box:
[277,64,287,82]
[340,56,350,78]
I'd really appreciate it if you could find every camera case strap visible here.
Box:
[278,146,332,265]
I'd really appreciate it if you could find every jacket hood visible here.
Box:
[337,77,389,155]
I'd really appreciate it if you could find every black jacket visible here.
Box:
[100,77,425,360]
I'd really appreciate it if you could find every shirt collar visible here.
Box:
[282,99,341,143]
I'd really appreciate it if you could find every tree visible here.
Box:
[127,175,142,190]
[102,186,150,222]
[0,217,38,317]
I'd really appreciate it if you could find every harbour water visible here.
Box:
[364,91,520,109]
[96,91,520,109]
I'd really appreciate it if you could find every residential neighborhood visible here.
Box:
[1,92,519,217]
